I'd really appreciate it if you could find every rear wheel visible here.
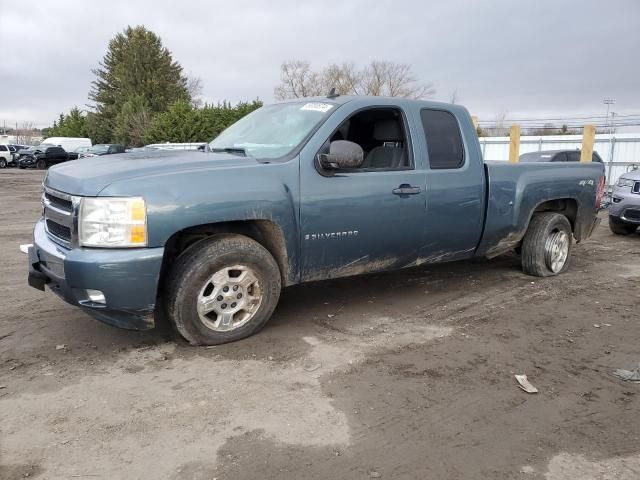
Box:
[166,234,282,345]
[609,216,637,235]
[521,213,572,277]
[36,159,47,170]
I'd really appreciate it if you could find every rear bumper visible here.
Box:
[28,219,164,330]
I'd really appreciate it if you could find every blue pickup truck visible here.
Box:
[28,96,605,345]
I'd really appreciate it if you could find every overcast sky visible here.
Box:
[1,0,639,129]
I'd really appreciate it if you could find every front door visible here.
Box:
[299,105,427,281]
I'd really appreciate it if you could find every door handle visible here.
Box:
[392,184,422,195]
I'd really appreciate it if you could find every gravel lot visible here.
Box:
[1,169,639,480]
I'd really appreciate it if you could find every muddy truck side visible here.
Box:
[27,96,605,345]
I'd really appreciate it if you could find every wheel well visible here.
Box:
[159,220,290,291]
[531,198,578,231]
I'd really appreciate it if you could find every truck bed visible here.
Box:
[476,160,605,258]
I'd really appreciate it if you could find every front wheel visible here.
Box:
[0,158,6,168]
[166,234,282,345]
[609,216,637,235]
[36,159,47,170]
[521,213,573,277]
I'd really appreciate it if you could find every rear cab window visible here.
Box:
[420,109,465,169]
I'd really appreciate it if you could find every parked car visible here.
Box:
[0,144,12,168]
[74,146,93,157]
[8,145,30,166]
[520,149,604,163]
[608,170,640,235]
[17,145,77,169]
[27,96,605,345]
[79,144,125,158]
[41,137,92,152]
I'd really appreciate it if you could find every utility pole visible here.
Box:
[603,98,616,186]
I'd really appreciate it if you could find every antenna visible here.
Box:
[327,87,339,99]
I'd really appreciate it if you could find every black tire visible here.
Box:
[0,158,6,169]
[166,234,282,346]
[521,212,573,277]
[609,216,637,235]
[36,159,47,170]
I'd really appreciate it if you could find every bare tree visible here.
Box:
[274,60,435,100]
[127,109,153,147]
[274,60,323,100]
[15,121,37,145]
[322,62,362,96]
[186,75,204,108]
[448,88,459,104]
[484,110,509,137]
[528,123,556,136]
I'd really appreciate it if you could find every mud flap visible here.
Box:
[27,246,48,291]
[586,216,602,239]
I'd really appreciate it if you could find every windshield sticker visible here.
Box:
[300,102,334,113]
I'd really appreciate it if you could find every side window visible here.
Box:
[320,107,411,171]
[420,109,464,169]
[0,145,7,151]
[554,152,569,162]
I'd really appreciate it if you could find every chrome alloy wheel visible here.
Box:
[544,229,569,273]
[197,265,263,332]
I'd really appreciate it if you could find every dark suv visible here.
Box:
[520,150,604,163]
[18,146,73,169]
[80,144,126,158]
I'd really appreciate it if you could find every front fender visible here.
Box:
[99,159,301,280]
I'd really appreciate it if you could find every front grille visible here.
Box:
[43,188,76,247]
[623,209,640,221]
[46,219,71,242]
[45,192,73,211]
[633,182,640,194]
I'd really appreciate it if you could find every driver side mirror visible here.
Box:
[317,140,364,170]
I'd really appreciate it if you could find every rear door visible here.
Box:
[413,108,485,262]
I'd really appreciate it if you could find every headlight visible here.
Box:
[79,197,147,247]
[617,177,635,188]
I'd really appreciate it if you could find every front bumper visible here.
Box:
[609,185,640,223]
[18,157,36,168]
[28,219,164,330]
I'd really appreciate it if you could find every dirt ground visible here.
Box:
[1,169,639,480]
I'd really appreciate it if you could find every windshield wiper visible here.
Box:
[210,147,248,157]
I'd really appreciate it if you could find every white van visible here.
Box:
[41,137,92,152]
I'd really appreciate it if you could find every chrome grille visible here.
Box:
[43,187,78,248]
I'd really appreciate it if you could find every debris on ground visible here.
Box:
[303,363,321,372]
[612,365,640,383]
[515,374,538,393]
[56,344,67,350]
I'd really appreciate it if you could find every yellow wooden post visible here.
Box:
[471,116,479,129]
[508,125,520,163]
[581,124,595,162]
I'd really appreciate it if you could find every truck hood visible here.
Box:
[45,150,261,196]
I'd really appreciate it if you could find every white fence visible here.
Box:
[479,133,640,186]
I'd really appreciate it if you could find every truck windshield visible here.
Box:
[209,101,336,159]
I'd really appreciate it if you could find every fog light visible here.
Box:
[85,289,106,304]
